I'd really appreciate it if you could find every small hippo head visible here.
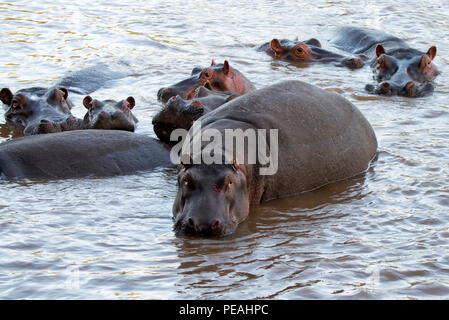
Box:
[368,44,439,97]
[153,88,238,143]
[153,95,205,143]
[173,161,250,237]
[83,96,138,131]
[157,60,253,103]
[1,87,72,127]
[269,38,320,62]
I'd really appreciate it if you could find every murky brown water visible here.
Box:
[1,0,449,299]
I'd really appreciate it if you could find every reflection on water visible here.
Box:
[1,0,449,299]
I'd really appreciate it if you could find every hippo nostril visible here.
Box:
[382,82,390,88]
[406,81,415,89]
[187,218,195,229]
[211,219,221,231]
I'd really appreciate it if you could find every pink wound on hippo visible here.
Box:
[212,184,221,197]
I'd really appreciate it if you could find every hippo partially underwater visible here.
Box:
[332,26,439,97]
[0,130,172,179]
[258,37,364,69]
[172,80,378,237]
[157,60,255,104]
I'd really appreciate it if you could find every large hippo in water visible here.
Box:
[157,60,255,103]
[172,80,377,237]
[152,87,239,143]
[258,38,364,69]
[0,130,172,179]
[332,26,439,97]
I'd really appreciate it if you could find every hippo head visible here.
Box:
[1,87,72,127]
[173,161,250,237]
[267,38,364,69]
[152,95,205,142]
[83,96,138,131]
[157,60,252,103]
[269,38,322,62]
[367,44,438,97]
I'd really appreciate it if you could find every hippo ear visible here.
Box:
[306,38,322,48]
[0,88,13,105]
[211,59,216,66]
[222,60,230,75]
[125,96,135,109]
[83,96,93,109]
[58,87,69,100]
[270,38,284,56]
[426,46,437,61]
[375,44,386,57]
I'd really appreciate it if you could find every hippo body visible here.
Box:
[152,87,238,143]
[258,38,364,69]
[332,26,439,97]
[0,130,172,179]
[173,80,378,237]
[157,60,255,104]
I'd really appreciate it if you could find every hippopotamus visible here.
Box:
[0,86,82,136]
[157,60,255,103]
[152,87,239,142]
[172,80,377,237]
[0,130,172,179]
[83,95,138,131]
[257,38,364,69]
[332,26,439,97]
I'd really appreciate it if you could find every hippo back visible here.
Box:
[198,80,378,202]
[332,26,407,55]
[0,130,172,179]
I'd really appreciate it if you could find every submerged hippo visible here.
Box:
[332,26,439,97]
[258,38,364,69]
[0,130,172,179]
[172,80,377,237]
[0,86,82,136]
[83,95,138,131]
[152,87,239,142]
[157,60,255,103]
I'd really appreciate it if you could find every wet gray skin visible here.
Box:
[332,26,439,97]
[0,130,172,179]
[152,86,238,143]
[83,96,138,132]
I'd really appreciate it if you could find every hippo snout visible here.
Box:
[181,215,224,236]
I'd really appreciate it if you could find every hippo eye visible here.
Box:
[181,175,195,190]
[296,48,303,53]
